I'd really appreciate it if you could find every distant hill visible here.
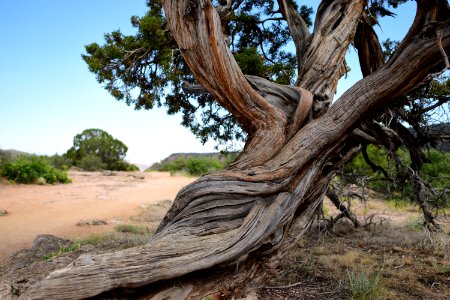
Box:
[0,149,29,163]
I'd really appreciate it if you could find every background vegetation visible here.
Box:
[0,128,139,184]
[0,156,70,184]
[343,145,449,209]
[65,128,138,171]
[147,152,237,176]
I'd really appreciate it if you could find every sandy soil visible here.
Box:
[0,171,195,262]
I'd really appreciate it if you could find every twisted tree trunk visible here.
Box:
[20,0,449,299]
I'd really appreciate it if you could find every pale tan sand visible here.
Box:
[0,171,195,261]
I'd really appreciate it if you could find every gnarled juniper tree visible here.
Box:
[22,0,449,298]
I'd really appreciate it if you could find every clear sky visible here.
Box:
[0,1,416,165]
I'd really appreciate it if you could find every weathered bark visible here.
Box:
[296,0,364,116]
[20,0,449,299]
[277,0,310,71]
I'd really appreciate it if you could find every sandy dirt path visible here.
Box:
[0,171,195,262]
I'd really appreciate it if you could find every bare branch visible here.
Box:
[326,187,360,228]
[297,0,365,116]
[164,0,288,135]
[361,144,390,179]
[277,0,310,71]
[354,12,385,77]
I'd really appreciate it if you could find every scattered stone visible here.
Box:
[76,219,107,226]
[0,209,7,216]
[2,235,72,274]
[80,245,96,252]
[30,235,72,259]
[96,195,108,200]
[101,170,116,176]
[128,173,145,180]
[0,235,77,298]
[333,218,355,234]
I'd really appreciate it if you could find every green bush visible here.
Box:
[47,154,73,171]
[126,163,140,171]
[77,155,106,171]
[108,160,139,171]
[0,156,71,184]
[155,156,227,176]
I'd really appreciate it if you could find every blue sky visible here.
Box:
[0,1,416,165]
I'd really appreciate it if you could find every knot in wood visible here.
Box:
[184,0,199,21]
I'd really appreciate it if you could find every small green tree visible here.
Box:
[66,129,130,171]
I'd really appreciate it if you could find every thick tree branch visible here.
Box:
[326,188,361,228]
[164,0,286,134]
[18,1,450,299]
[297,0,365,116]
[277,0,310,71]
[354,12,385,77]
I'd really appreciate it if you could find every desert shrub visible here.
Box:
[108,160,139,171]
[77,155,106,171]
[155,156,226,176]
[346,270,383,300]
[126,164,140,171]
[47,154,73,171]
[0,156,71,184]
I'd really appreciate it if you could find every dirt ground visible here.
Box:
[0,171,195,261]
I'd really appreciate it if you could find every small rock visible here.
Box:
[128,173,145,180]
[101,170,116,176]
[31,235,72,259]
[0,209,7,216]
[333,218,355,234]
[76,220,107,226]
[80,245,96,252]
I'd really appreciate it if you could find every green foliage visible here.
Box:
[47,154,73,171]
[43,242,81,260]
[66,128,134,171]
[82,0,308,146]
[151,155,232,176]
[126,163,140,172]
[76,154,106,171]
[345,145,449,208]
[346,270,383,300]
[0,156,71,184]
